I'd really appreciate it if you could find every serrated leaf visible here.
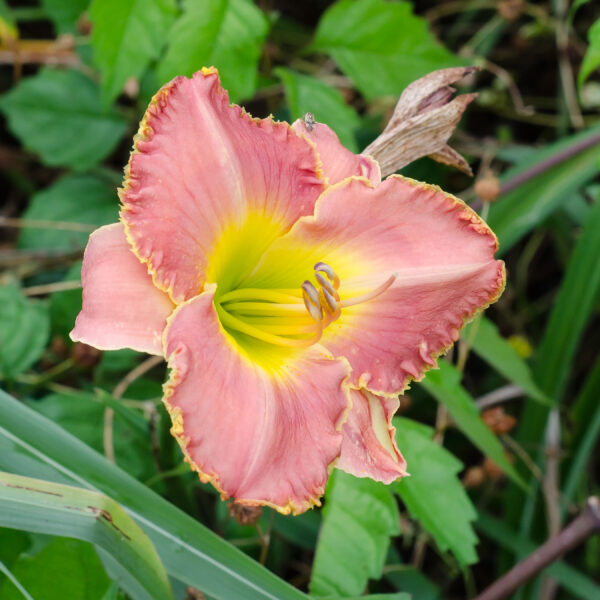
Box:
[464,317,550,405]
[0,537,110,600]
[275,68,360,151]
[579,18,600,87]
[0,69,127,170]
[157,0,269,102]
[419,361,525,487]
[89,0,176,105]
[309,471,399,597]
[0,472,173,600]
[41,0,89,34]
[18,174,118,251]
[393,417,478,566]
[0,284,49,380]
[309,0,462,100]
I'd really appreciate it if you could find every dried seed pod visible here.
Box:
[228,501,263,526]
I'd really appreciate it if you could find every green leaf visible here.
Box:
[477,512,600,600]
[18,174,118,251]
[29,390,155,481]
[487,125,600,255]
[0,284,49,380]
[464,317,550,405]
[89,0,176,105]
[50,262,82,338]
[41,0,89,34]
[579,19,600,87]
[275,68,360,152]
[309,471,399,597]
[322,595,410,600]
[0,537,108,600]
[309,0,462,100]
[0,68,127,170]
[419,361,525,487]
[0,472,172,600]
[157,0,269,102]
[393,418,478,566]
[0,389,307,600]
[563,358,600,505]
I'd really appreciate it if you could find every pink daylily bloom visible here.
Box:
[71,67,505,514]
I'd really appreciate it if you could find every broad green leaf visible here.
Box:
[0,284,49,380]
[0,472,172,600]
[29,390,155,481]
[0,389,307,600]
[276,68,360,151]
[323,596,410,600]
[18,174,117,251]
[393,418,478,566]
[310,471,399,597]
[0,537,109,600]
[579,19,600,87]
[487,125,600,255]
[0,68,127,170]
[419,361,524,487]
[157,0,269,102]
[477,513,600,600]
[464,317,550,405]
[41,0,89,34]
[309,0,462,100]
[89,0,176,105]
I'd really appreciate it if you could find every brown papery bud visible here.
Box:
[71,342,102,368]
[498,0,525,21]
[463,466,486,488]
[363,67,478,177]
[482,406,517,435]
[228,502,263,526]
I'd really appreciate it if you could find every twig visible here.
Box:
[555,0,584,129]
[476,384,525,410]
[104,355,164,463]
[474,497,600,600]
[22,280,81,296]
[478,58,534,116]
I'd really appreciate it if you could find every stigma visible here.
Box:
[215,263,396,349]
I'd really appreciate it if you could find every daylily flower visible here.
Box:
[71,67,505,514]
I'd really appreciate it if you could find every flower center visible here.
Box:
[215,262,395,349]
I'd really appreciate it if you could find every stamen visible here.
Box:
[314,262,340,289]
[341,274,397,308]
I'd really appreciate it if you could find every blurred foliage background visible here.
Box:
[0,0,599,599]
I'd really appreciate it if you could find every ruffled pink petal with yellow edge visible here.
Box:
[121,68,325,303]
[245,175,505,396]
[70,223,174,355]
[163,284,352,514]
[337,389,407,483]
[291,120,380,186]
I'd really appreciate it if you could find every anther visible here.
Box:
[315,271,335,296]
[302,281,323,322]
[314,262,340,289]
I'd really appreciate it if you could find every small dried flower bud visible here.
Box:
[70,342,102,368]
[498,0,525,21]
[474,174,501,203]
[397,395,412,413]
[482,406,517,435]
[363,67,478,177]
[50,336,69,358]
[77,12,92,35]
[185,588,206,600]
[483,454,514,481]
[463,466,486,488]
[123,77,140,99]
[228,502,263,526]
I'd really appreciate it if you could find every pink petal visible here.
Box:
[292,120,380,186]
[246,176,505,395]
[121,68,325,303]
[163,284,351,514]
[70,223,174,355]
[338,389,407,483]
